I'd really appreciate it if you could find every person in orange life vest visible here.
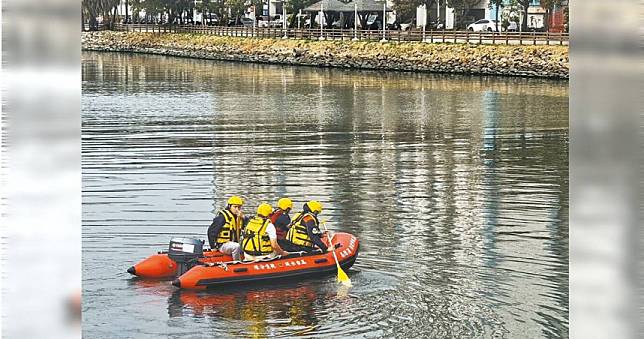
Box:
[270,197,293,240]
[282,200,330,253]
[207,196,248,261]
[242,203,289,261]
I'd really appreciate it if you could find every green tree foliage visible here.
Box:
[488,0,503,31]
[168,0,196,24]
[198,0,246,25]
[285,0,318,17]
[82,0,121,30]
[500,0,520,30]
[248,0,263,18]
[445,0,482,28]
[285,0,318,27]
[392,0,437,24]
[196,0,224,25]
[514,0,530,31]
[124,0,197,24]
[225,0,247,24]
[130,0,167,22]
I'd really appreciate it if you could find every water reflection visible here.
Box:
[83,52,568,338]
[168,282,321,337]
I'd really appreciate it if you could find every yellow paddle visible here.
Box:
[321,220,352,287]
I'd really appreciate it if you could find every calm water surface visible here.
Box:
[82,52,568,338]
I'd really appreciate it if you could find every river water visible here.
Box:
[82,51,568,338]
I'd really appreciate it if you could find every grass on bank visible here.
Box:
[92,31,568,65]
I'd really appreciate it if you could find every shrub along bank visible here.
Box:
[82,31,569,79]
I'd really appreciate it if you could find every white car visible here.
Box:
[257,15,282,28]
[400,19,415,31]
[269,15,283,28]
[258,20,281,28]
[467,19,502,32]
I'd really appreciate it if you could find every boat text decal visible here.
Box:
[253,259,308,270]
[340,236,357,259]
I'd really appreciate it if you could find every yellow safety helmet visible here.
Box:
[227,196,244,206]
[306,200,323,214]
[257,203,273,217]
[277,198,293,211]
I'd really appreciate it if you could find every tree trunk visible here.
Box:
[324,12,331,28]
[544,8,550,32]
[81,9,85,31]
[112,6,117,28]
[455,8,465,29]
[359,13,367,29]
[89,15,97,31]
[495,4,499,31]
[522,6,528,31]
[425,0,431,28]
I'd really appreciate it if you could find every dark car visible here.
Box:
[204,14,220,26]
[240,17,255,27]
[429,20,444,30]
[528,26,547,32]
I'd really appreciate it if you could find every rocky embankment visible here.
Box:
[82,31,569,78]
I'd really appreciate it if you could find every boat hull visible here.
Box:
[173,232,359,289]
[128,250,233,278]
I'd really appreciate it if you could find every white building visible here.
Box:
[444,1,492,29]
[413,0,546,30]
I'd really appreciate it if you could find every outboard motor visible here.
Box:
[168,238,204,276]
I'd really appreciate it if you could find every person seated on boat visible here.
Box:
[282,200,331,253]
[242,203,289,261]
[207,195,247,261]
[270,197,293,241]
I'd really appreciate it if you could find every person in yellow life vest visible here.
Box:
[242,203,289,261]
[207,196,247,261]
[282,200,331,253]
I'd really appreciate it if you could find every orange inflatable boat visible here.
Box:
[127,233,359,289]
[172,232,359,289]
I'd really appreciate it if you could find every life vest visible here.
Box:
[242,217,273,256]
[290,212,303,225]
[269,209,284,225]
[286,212,318,247]
[216,209,240,245]
[270,209,291,239]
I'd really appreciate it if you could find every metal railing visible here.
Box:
[112,24,569,46]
